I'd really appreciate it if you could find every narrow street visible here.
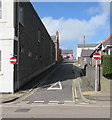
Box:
[20,63,75,104]
[0,1,111,119]
[1,62,110,118]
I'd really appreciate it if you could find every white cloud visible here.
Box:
[41,2,109,49]
[87,7,100,15]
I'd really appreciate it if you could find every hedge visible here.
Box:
[101,55,112,77]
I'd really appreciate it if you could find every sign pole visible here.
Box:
[95,60,98,92]
[93,52,101,92]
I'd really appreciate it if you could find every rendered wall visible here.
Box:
[0,0,15,93]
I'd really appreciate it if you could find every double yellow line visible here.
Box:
[72,79,76,102]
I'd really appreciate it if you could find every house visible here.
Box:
[85,35,112,92]
[61,49,74,60]
[81,49,94,65]
[90,35,112,58]
[102,35,112,55]
[89,35,112,66]
[0,0,55,93]
[77,44,99,60]
[51,31,59,63]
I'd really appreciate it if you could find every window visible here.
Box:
[19,3,24,25]
[42,33,45,40]
[0,0,2,19]
[35,56,38,60]
[38,29,40,43]
[20,47,25,53]
[28,51,32,57]
[40,56,42,61]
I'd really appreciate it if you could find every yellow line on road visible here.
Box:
[5,87,39,105]
[82,91,98,95]
[72,80,76,102]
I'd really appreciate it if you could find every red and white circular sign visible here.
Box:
[93,53,101,60]
[10,57,17,64]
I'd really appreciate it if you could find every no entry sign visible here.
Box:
[93,53,101,60]
[10,57,17,64]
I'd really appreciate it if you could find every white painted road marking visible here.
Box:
[49,101,59,103]
[47,81,62,90]
[64,101,75,103]
[34,101,44,103]
[75,88,78,102]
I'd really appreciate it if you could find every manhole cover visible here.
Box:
[15,108,30,112]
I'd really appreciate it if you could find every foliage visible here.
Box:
[101,55,112,77]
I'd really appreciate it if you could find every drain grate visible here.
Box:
[15,108,30,112]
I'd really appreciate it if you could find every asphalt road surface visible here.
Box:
[19,63,75,104]
[1,63,110,118]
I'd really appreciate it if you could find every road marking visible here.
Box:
[79,102,89,105]
[49,101,59,103]
[47,81,62,90]
[34,101,44,103]
[75,88,78,102]
[72,85,75,101]
[72,80,75,102]
[64,101,75,103]
[72,80,78,103]
[82,91,99,95]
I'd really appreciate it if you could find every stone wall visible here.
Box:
[86,65,111,92]
[86,65,95,89]
[100,67,111,92]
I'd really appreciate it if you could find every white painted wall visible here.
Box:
[76,47,96,60]
[0,40,14,93]
[0,0,15,93]
[0,0,14,39]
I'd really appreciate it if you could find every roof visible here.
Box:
[81,49,94,57]
[78,44,98,48]
[102,35,112,48]
[51,36,56,42]
[62,49,73,54]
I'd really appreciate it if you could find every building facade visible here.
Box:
[0,0,55,93]
[102,35,112,55]
[61,49,74,60]
[51,31,59,63]
[76,44,99,60]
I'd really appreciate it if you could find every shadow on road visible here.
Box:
[18,62,85,92]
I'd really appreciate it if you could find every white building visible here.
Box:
[0,0,15,93]
[0,0,56,93]
[76,44,99,60]
[101,35,112,55]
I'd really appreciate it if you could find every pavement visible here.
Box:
[74,63,111,105]
[0,64,58,104]
[0,62,111,105]
[0,92,25,104]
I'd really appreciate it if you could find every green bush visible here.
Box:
[102,55,112,77]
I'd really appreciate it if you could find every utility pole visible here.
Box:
[84,35,85,48]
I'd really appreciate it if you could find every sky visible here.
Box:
[31,2,110,56]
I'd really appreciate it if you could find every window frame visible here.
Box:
[38,29,41,44]
[28,51,32,57]
[19,3,24,26]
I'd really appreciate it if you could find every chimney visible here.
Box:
[56,31,59,38]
